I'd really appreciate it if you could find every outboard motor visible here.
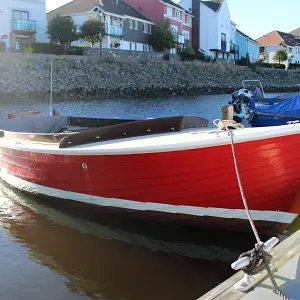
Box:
[228,89,253,123]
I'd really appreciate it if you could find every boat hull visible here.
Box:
[1,131,300,236]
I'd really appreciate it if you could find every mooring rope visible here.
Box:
[227,128,291,300]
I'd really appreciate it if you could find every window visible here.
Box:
[143,23,147,33]
[175,10,180,20]
[171,25,178,35]
[129,19,132,29]
[130,42,137,51]
[135,20,138,30]
[13,10,29,20]
[221,33,226,51]
[167,6,172,17]
[183,31,189,41]
[143,23,151,34]
[187,16,192,26]
[143,44,148,52]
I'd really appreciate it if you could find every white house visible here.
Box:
[0,0,47,49]
[257,30,300,68]
[179,0,236,59]
[47,0,154,52]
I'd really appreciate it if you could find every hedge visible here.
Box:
[256,62,272,68]
[272,63,286,69]
[255,63,285,69]
[289,63,300,70]
[66,46,84,56]
[29,43,66,55]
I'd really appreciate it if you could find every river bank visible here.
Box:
[0,53,300,104]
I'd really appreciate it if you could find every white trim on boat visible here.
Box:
[0,169,297,225]
[1,123,300,155]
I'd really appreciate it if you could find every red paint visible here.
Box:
[124,0,192,47]
[124,0,164,23]
[1,133,300,215]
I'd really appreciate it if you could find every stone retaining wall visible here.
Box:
[0,53,299,104]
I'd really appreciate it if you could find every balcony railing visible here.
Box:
[230,42,239,53]
[12,19,36,33]
[104,24,123,37]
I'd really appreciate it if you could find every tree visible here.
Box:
[80,16,106,48]
[273,49,288,64]
[152,20,177,53]
[47,15,78,49]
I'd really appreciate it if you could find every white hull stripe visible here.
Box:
[0,170,297,225]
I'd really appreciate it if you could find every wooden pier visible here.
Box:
[198,229,300,300]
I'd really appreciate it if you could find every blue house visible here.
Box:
[236,29,260,62]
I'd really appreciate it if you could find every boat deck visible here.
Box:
[198,228,300,300]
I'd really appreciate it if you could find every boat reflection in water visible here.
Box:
[0,181,262,300]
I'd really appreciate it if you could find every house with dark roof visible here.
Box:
[236,29,260,62]
[179,0,237,60]
[47,0,155,52]
[124,0,193,54]
[257,30,300,67]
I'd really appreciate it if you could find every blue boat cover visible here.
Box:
[255,94,300,116]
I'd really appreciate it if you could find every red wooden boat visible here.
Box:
[0,115,299,236]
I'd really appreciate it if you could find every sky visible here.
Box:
[46,0,300,39]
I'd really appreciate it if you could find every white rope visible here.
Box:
[213,119,244,131]
[227,129,291,300]
[227,130,261,244]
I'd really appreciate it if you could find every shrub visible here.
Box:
[195,51,209,62]
[178,46,195,61]
[30,43,66,55]
[0,41,6,52]
[23,45,33,53]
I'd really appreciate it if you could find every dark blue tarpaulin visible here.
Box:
[251,94,300,127]
[255,94,300,116]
